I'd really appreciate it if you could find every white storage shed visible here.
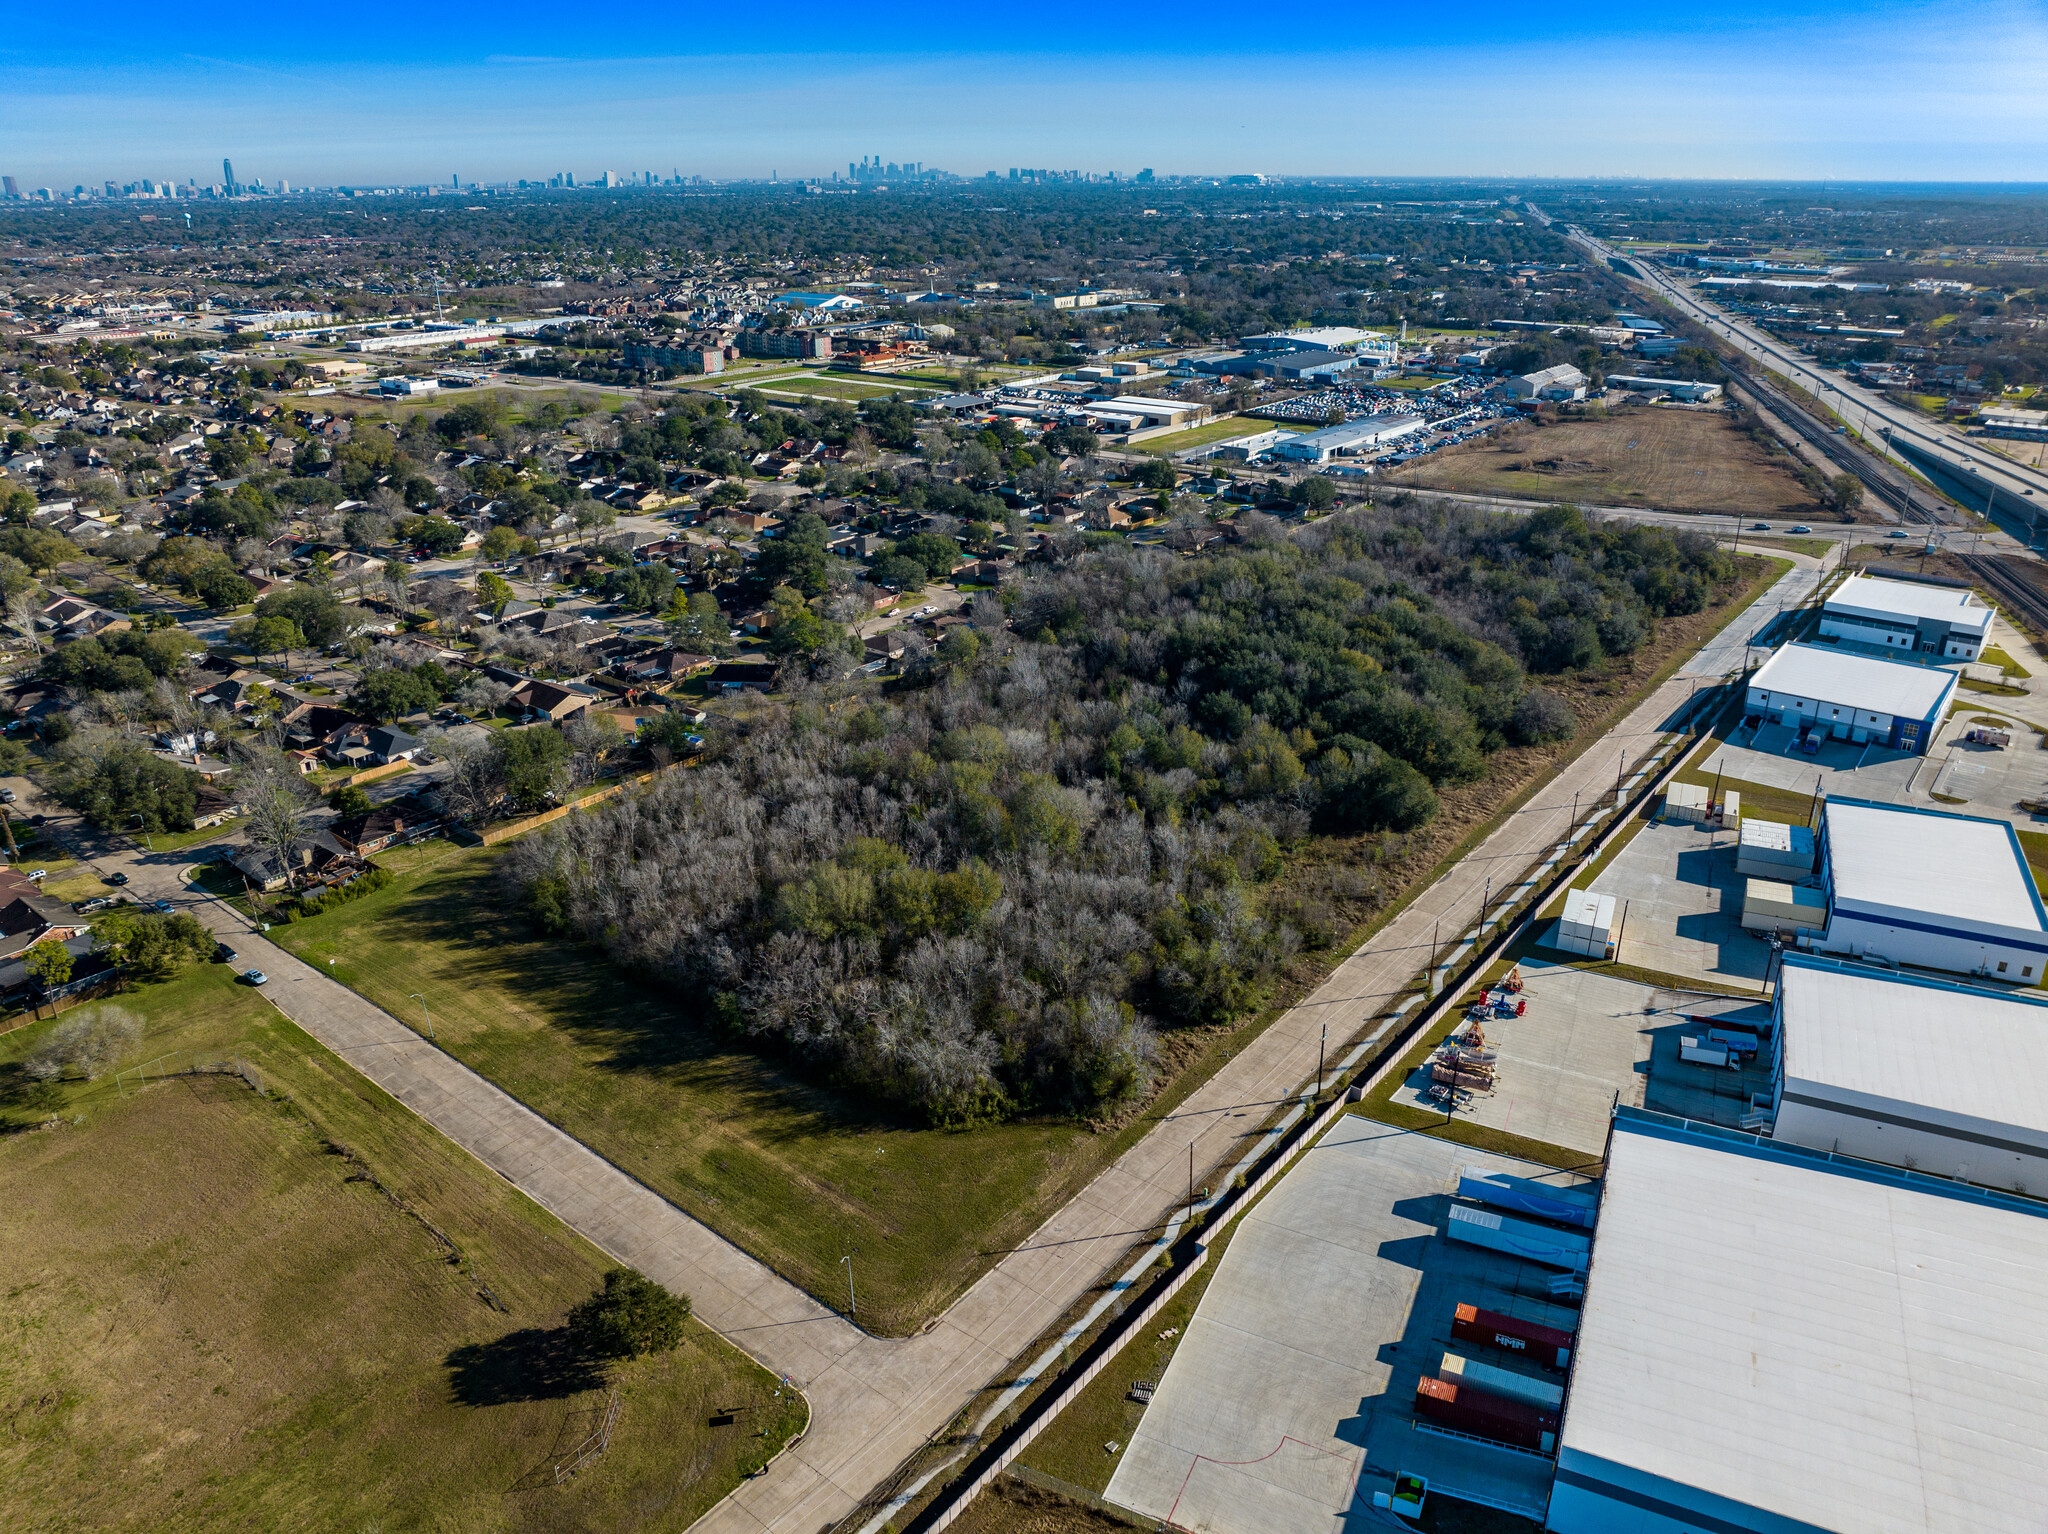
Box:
[1735,818,1816,880]
[1554,888,1617,959]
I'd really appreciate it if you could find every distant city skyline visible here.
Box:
[3,0,2047,186]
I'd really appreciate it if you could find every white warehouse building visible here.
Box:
[1548,1108,2048,1534]
[1769,956,2048,1193]
[1744,641,1956,753]
[1269,413,1424,463]
[1804,798,2048,982]
[1819,572,1994,661]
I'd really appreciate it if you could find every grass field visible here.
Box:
[756,376,918,401]
[0,964,799,1532]
[1137,416,1278,456]
[1386,407,1817,514]
[1376,375,1449,392]
[266,841,1239,1336]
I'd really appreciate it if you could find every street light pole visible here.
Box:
[840,1253,856,1319]
[409,992,434,1041]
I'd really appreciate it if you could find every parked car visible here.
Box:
[215,944,237,965]
[243,969,270,986]
[74,896,113,914]
[0,788,15,803]
[106,871,129,886]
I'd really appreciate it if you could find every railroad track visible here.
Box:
[1958,553,2048,635]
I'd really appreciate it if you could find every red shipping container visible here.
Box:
[1452,1302,1573,1372]
[1414,1376,1558,1455]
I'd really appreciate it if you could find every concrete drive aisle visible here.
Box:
[15,557,1807,1534]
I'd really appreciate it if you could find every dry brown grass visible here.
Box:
[1388,406,1816,515]
[0,966,799,1533]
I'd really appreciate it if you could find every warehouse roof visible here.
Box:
[1777,957,2048,1143]
[1562,1110,2048,1534]
[1240,325,1381,352]
[1749,641,1956,718]
[1277,414,1425,450]
[1823,797,2046,932]
[1825,573,1993,634]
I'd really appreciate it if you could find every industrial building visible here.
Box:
[1980,406,2048,442]
[1505,364,1587,401]
[345,324,504,353]
[1080,396,1209,433]
[1768,956,2048,1192]
[1549,1107,2048,1534]
[1239,325,1387,354]
[1744,642,1957,752]
[1269,413,1425,462]
[1818,573,1994,661]
[1806,798,2048,981]
[1191,349,1362,382]
[1605,374,1724,402]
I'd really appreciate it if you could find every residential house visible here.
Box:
[323,722,424,767]
[616,648,715,685]
[505,679,595,723]
[704,661,774,695]
[330,798,440,855]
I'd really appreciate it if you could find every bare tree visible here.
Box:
[426,728,507,826]
[235,748,315,889]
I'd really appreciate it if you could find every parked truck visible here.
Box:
[1414,1375,1559,1455]
[1457,1166,1599,1230]
[1451,1302,1575,1372]
[1438,1351,1566,1411]
[1446,1203,1592,1273]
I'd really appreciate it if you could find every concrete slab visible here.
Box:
[1922,712,2048,829]
[1695,724,1922,806]
[1392,960,1658,1157]
[1591,820,1771,989]
[1104,1121,1583,1534]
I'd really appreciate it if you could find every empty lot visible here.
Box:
[1386,406,1817,515]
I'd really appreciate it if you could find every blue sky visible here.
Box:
[7,0,2048,187]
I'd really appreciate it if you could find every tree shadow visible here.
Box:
[445,1325,607,1406]
[0,1062,64,1133]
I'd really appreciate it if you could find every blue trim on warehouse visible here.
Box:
[1778,952,2048,1009]
[1821,795,2048,932]
[1826,907,2048,958]
[1549,1461,1836,1534]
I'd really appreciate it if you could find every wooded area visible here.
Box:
[506,501,1733,1124]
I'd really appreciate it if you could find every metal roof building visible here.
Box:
[1269,413,1425,463]
[1809,798,2048,981]
[1239,325,1385,353]
[1820,573,1994,662]
[1549,1109,2048,1534]
[1769,955,2048,1191]
[1745,642,1957,753]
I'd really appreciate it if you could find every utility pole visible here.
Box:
[1188,1141,1195,1212]
[840,1252,856,1318]
[1317,1022,1327,1099]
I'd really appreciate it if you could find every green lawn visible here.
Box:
[261,839,1283,1336]
[755,376,908,402]
[1376,375,1449,392]
[1982,644,2032,679]
[1138,416,1283,456]
[132,818,244,855]
[0,963,800,1532]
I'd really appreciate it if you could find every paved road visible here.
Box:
[2,555,1816,1534]
[1531,210,2048,531]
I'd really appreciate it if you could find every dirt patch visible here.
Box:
[948,1477,1145,1534]
[1388,406,1817,515]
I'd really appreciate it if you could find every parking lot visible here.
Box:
[1584,820,1772,989]
[1104,1121,1587,1533]
[1391,959,1762,1157]
[1923,712,2048,828]
[1698,721,1924,807]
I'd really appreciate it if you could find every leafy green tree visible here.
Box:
[500,726,571,809]
[351,662,451,722]
[890,532,962,581]
[92,911,213,982]
[406,517,466,557]
[0,527,80,572]
[1292,477,1338,511]
[24,939,74,990]
[606,564,676,613]
[476,571,514,615]
[194,566,257,610]
[757,513,831,596]
[66,747,200,832]
[256,586,351,648]
[251,615,304,666]
[568,1268,690,1360]
[868,553,926,593]
[477,525,523,562]
[327,784,374,816]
